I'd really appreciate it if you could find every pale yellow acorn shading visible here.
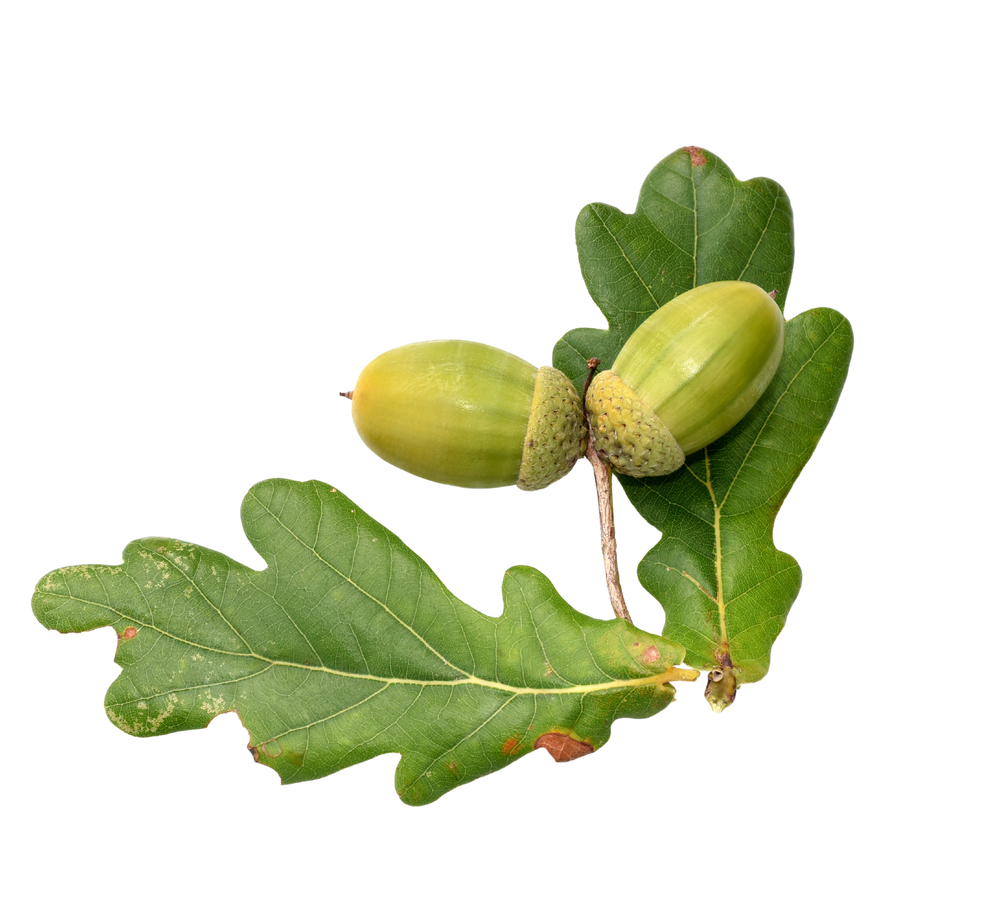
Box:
[586,280,786,477]
[345,340,587,490]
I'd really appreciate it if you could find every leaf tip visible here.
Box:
[682,145,707,167]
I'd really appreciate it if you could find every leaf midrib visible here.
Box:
[44,577,686,700]
[673,314,847,659]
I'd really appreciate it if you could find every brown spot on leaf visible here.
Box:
[502,736,521,756]
[120,626,138,641]
[447,760,461,779]
[641,645,661,664]
[535,732,595,763]
[683,146,707,167]
[248,745,260,762]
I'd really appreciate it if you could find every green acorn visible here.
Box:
[586,280,785,477]
[346,340,587,490]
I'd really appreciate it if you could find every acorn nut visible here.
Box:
[346,340,588,490]
[586,280,785,477]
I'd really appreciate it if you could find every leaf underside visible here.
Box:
[554,147,853,703]
[34,478,691,805]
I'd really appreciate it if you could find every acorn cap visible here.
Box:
[585,369,685,477]
[517,366,589,490]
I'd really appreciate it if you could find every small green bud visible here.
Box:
[348,340,587,490]
[586,280,785,477]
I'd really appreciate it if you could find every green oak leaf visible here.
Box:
[33,478,695,804]
[554,147,852,709]
[555,146,795,395]
[629,311,852,699]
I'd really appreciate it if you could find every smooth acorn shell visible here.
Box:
[586,281,785,477]
[350,340,587,490]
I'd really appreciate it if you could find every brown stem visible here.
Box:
[580,358,600,403]
[582,358,632,625]
[587,441,631,624]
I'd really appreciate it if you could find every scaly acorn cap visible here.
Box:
[586,369,686,477]
[518,365,589,491]
[586,280,785,477]
[348,340,586,490]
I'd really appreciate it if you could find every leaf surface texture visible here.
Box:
[34,479,691,803]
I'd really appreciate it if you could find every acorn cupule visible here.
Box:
[586,369,686,477]
[518,365,588,491]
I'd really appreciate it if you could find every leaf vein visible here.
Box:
[246,491,471,678]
